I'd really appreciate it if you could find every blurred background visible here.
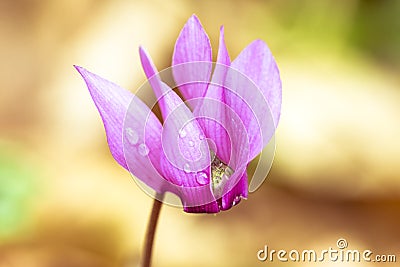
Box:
[0,0,399,266]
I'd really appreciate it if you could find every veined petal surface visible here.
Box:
[76,66,167,192]
[224,40,281,160]
[172,14,212,107]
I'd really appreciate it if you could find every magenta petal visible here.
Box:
[220,169,248,210]
[159,84,211,187]
[194,26,232,164]
[188,101,250,213]
[140,48,216,208]
[225,40,282,160]
[75,66,134,169]
[123,96,169,193]
[75,66,166,192]
[187,28,252,211]
[231,40,281,126]
[140,47,188,123]
[184,196,219,213]
[215,26,231,66]
[167,168,219,213]
[172,14,212,106]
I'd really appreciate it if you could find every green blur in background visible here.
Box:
[0,0,399,266]
[0,145,36,239]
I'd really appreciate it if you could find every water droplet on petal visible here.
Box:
[232,196,241,206]
[196,172,209,185]
[183,163,191,173]
[126,128,139,145]
[179,129,187,138]
[188,140,194,147]
[138,143,149,156]
[199,134,205,140]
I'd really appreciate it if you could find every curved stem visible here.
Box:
[141,194,164,267]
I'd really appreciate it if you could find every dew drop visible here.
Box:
[138,143,149,156]
[232,196,241,206]
[199,134,205,140]
[125,128,139,145]
[179,129,187,138]
[196,172,209,185]
[183,163,191,173]
[188,140,194,147]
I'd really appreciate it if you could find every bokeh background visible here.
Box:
[1,0,399,266]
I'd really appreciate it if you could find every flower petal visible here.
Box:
[225,40,282,160]
[194,26,232,164]
[220,169,248,211]
[215,26,231,67]
[172,14,212,106]
[188,28,251,212]
[231,40,281,126]
[75,66,167,192]
[75,66,134,169]
[183,190,220,213]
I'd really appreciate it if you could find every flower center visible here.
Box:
[210,152,234,198]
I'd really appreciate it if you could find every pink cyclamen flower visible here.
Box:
[75,15,281,213]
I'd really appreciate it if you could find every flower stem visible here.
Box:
[141,194,164,267]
